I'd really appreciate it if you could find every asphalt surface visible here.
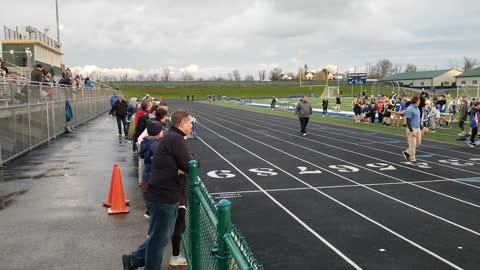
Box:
[0,114,185,270]
[170,100,480,270]
[2,100,480,269]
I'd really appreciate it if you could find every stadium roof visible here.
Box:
[456,67,480,78]
[382,69,454,81]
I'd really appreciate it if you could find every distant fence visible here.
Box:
[0,78,115,165]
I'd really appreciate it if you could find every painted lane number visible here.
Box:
[328,165,359,173]
[207,170,236,179]
[400,162,432,169]
[438,159,474,167]
[366,163,396,171]
[248,168,278,176]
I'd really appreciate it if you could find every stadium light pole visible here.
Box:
[55,0,61,47]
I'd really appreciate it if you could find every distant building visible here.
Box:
[456,67,480,85]
[1,26,64,75]
[382,69,462,88]
[304,72,314,80]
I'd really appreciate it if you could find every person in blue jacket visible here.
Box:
[469,102,480,147]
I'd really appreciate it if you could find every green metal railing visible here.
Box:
[183,160,264,270]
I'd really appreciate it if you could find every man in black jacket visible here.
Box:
[123,109,196,270]
[111,96,128,137]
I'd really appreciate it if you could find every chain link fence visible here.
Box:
[184,161,264,270]
[0,79,115,165]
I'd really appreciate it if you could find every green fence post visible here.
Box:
[188,160,200,270]
[217,199,231,270]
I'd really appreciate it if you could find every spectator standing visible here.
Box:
[322,96,329,116]
[295,96,313,136]
[335,95,341,113]
[123,109,196,270]
[402,96,422,166]
[469,102,480,147]
[377,98,385,124]
[458,95,468,136]
[270,96,277,110]
[111,96,128,137]
[30,64,43,83]
[369,98,377,124]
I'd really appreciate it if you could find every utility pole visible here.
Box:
[55,0,61,47]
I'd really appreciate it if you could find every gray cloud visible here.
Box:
[2,0,480,78]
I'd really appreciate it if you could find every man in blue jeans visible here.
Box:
[123,109,196,270]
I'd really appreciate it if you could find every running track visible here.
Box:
[172,100,480,270]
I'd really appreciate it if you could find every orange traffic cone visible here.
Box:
[107,164,130,214]
[102,164,129,208]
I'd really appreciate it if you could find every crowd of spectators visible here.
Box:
[110,93,193,268]
[350,91,480,146]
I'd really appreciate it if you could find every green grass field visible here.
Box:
[119,85,401,100]
[200,101,466,146]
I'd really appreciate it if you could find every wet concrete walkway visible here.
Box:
[0,115,184,270]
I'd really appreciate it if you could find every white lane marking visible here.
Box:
[234,108,480,178]
[197,106,480,203]
[209,179,473,195]
[196,124,464,270]
[192,108,480,238]
[196,136,363,270]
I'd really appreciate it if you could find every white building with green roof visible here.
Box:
[382,69,462,88]
[456,67,480,86]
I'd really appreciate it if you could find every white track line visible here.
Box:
[191,108,480,237]
[197,124,464,270]
[195,106,480,200]
[213,106,480,189]
[245,110,480,170]
[209,178,480,195]
[196,136,363,270]
[256,105,479,157]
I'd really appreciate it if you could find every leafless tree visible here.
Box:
[375,59,393,79]
[404,64,417,73]
[227,72,233,81]
[119,74,129,81]
[463,57,478,72]
[136,74,145,81]
[245,75,255,81]
[392,63,403,74]
[232,69,241,81]
[181,71,195,81]
[147,73,160,81]
[258,70,266,80]
[216,76,226,82]
[161,67,171,81]
[269,67,283,81]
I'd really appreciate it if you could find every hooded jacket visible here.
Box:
[139,136,161,183]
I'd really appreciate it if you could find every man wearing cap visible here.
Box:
[123,109,196,270]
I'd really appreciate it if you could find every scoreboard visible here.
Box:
[347,73,367,84]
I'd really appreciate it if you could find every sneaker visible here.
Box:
[430,130,436,133]
[169,255,188,266]
[410,160,417,166]
[122,255,134,270]
[144,210,150,219]
[119,134,123,138]
[302,133,307,136]
[469,143,477,148]
[458,132,466,136]
[402,151,410,161]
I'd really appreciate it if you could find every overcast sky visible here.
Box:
[2,0,480,78]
